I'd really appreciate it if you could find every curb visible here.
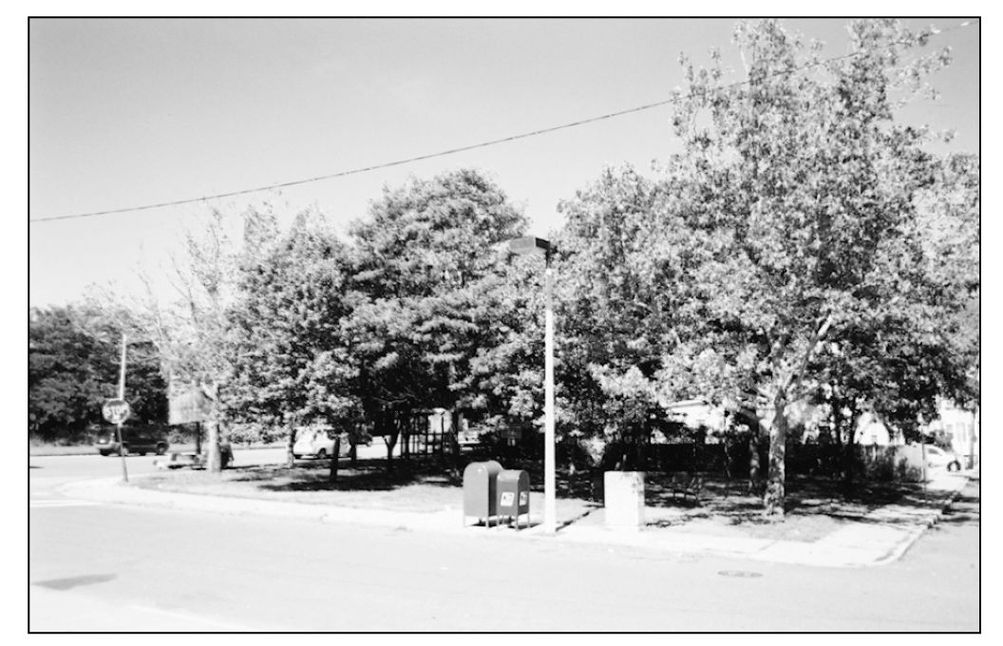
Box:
[869,473,970,567]
[57,472,970,569]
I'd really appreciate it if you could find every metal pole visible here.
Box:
[543,264,556,534]
[116,333,129,483]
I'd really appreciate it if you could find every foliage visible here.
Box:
[223,210,359,464]
[111,208,241,471]
[343,170,527,455]
[29,304,167,440]
[552,19,974,515]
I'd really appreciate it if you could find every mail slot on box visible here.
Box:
[496,469,530,530]
[462,460,503,527]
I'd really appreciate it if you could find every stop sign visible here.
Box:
[102,399,132,425]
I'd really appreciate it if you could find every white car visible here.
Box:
[922,445,962,471]
[292,428,352,460]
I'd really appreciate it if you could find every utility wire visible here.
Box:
[30,19,975,224]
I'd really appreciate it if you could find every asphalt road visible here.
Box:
[28,455,980,632]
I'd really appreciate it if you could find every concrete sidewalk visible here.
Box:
[58,471,970,569]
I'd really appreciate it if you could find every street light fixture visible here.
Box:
[508,236,556,535]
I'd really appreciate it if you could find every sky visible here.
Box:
[28,17,980,308]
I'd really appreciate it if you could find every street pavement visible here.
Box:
[29,454,979,631]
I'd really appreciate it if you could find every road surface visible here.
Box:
[29,454,980,631]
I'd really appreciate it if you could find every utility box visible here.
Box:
[463,460,503,527]
[604,471,645,530]
[496,469,531,529]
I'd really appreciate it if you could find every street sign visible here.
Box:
[102,399,131,425]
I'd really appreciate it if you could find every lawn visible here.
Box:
[137,458,467,513]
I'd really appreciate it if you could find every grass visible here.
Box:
[137,457,465,513]
[131,453,950,543]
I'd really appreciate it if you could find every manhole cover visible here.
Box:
[717,570,763,578]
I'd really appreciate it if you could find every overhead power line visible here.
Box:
[30,19,975,224]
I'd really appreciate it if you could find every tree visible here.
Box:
[224,210,359,467]
[658,19,961,515]
[552,166,678,473]
[344,169,526,468]
[29,304,167,441]
[114,208,240,472]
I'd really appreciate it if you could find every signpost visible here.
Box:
[102,334,131,482]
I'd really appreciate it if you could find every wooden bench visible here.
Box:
[670,472,704,504]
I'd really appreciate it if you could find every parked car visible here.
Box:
[922,445,962,471]
[292,427,352,460]
[95,426,169,456]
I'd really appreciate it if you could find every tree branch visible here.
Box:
[787,313,835,399]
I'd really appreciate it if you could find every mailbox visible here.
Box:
[462,460,503,527]
[496,469,531,529]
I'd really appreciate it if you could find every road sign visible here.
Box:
[102,399,131,425]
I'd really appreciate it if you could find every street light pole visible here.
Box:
[543,262,556,535]
[507,236,557,535]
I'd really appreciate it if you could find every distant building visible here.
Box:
[852,401,979,468]
[658,399,727,443]
[853,412,903,446]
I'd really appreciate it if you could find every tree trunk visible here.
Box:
[748,431,760,494]
[845,423,856,485]
[328,435,341,483]
[830,401,842,480]
[205,418,222,472]
[763,392,788,517]
[286,426,297,468]
[384,414,399,473]
[448,409,463,477]
[842,405,859,488]
[205,383,222,473]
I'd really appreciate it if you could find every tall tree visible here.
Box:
[345,169,526,465]
[114,208,241,472]
[552,167,677,470]
[659,19,958,515]
[224,210,359,467]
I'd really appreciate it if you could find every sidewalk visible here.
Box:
[59,470,970,569]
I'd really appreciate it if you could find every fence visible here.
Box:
[642,441,927,483]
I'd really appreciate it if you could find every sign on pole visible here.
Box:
[102,398,132,425]
[168,381,211,425]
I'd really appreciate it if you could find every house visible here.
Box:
[853,412,904,446]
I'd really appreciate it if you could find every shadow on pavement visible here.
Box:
[935,482,980,527]
[33,574,117,591]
